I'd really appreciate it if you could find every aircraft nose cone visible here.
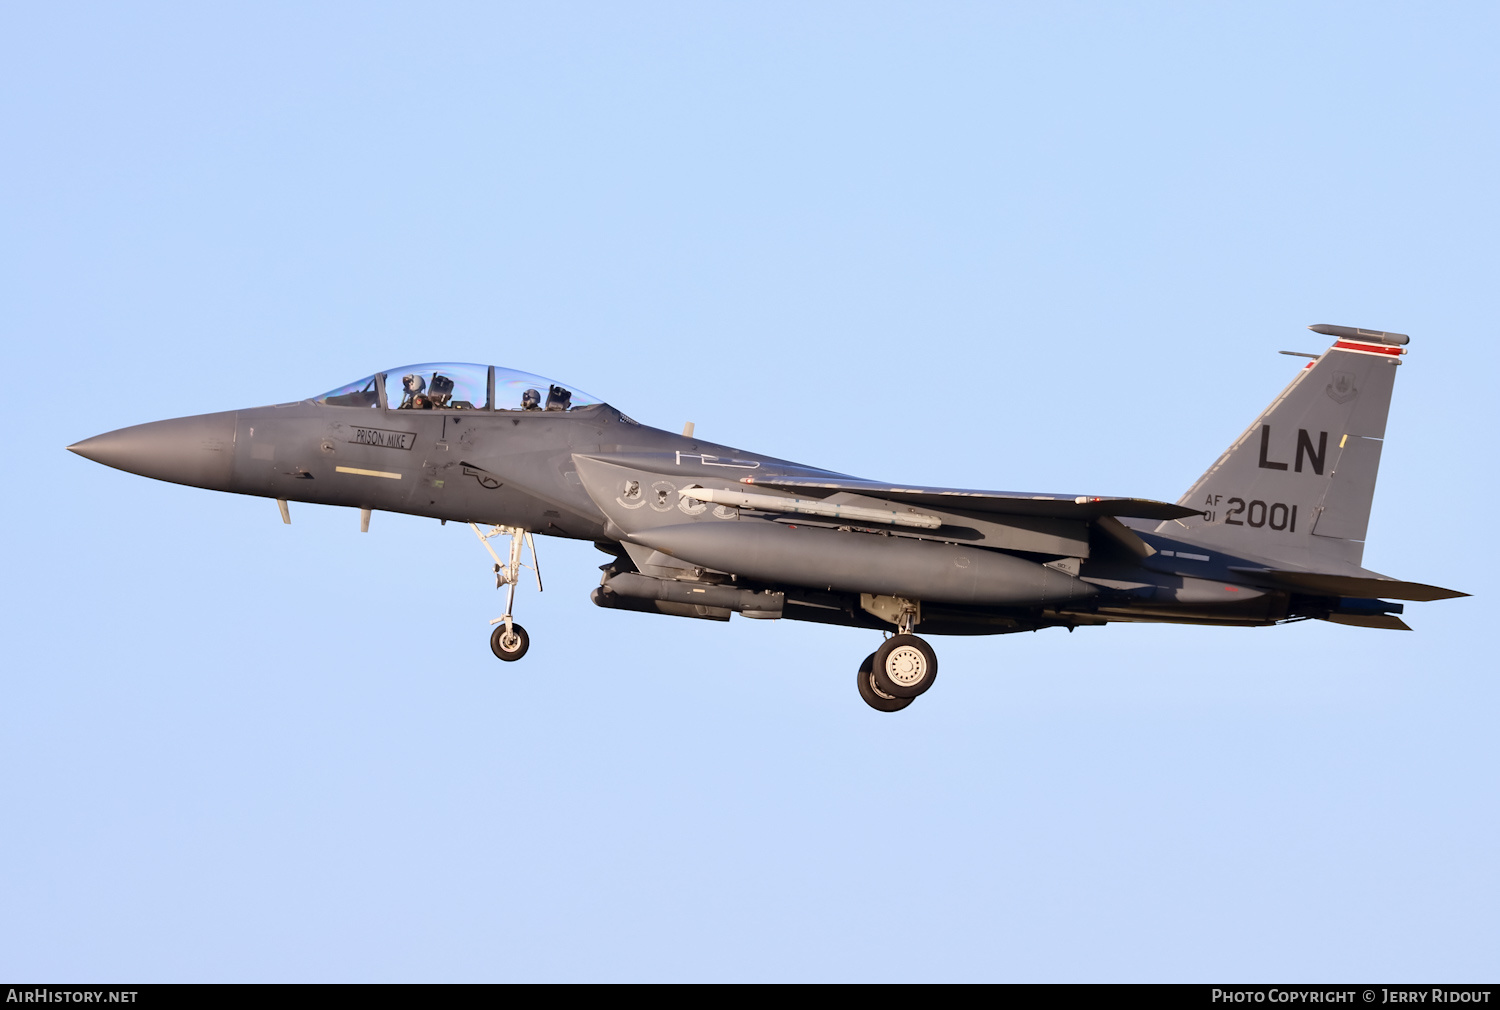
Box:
[68,411,238,490]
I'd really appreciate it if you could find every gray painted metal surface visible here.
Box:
[66,325,1467,710]
[1159,334,1402,569]
[625,521,1097,607]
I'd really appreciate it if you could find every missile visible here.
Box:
[678,486,943,529]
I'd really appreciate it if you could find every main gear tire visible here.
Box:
[490,623,530,662]
[871,634,937,699]
[857,652,913,712]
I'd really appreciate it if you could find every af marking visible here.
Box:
[1200,492,1298,530]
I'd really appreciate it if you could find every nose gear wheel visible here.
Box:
[490,623,530,661]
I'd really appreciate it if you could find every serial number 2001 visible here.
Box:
[1210,498,1299,531]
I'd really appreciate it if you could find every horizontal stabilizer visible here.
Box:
[1227,567,1467,602]
[1322,613,1413,631]
[740,476,1199,521]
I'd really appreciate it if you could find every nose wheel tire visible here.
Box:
[871,634,937,699]
[857,652,913,712]
[490,623,530,662]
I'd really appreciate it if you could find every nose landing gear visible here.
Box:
[490,622,530,662]
[471,524,542,662]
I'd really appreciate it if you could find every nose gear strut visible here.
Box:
[470,524,542,661]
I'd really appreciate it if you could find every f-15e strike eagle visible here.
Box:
[69,324,1465,712]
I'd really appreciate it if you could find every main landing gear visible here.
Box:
[856,651,911,712]
[471,524,542,662]
[856,601,938,713]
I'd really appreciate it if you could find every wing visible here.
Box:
[740,475,1201,521]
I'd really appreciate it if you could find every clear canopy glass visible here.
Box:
[318,374,380,408]
[316,364,603,412]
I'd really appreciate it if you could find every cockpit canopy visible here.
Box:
[316,363,603,412]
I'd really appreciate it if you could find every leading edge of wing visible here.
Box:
[740,476,1202,521]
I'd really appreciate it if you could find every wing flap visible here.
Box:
[741,476,1200,521]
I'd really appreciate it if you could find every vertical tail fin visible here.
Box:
[1157,324,1409,571]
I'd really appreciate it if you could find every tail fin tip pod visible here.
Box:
[1308,323,1409,346]
[1159,323,1411,571]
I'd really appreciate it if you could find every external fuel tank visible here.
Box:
[628,521,1096,607]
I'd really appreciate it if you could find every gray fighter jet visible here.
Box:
[68,323,1466,712]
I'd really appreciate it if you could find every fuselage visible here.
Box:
[66,336,1462,711]
[68,395,1326,636]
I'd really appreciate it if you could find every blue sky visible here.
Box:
[3,2,1496,981]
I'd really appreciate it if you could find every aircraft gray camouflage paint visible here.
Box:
[68,324,1466,712]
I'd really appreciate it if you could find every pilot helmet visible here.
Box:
[521,388,541,409]
[402,374,426,395]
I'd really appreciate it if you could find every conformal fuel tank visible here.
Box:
[628,521,1097,607]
